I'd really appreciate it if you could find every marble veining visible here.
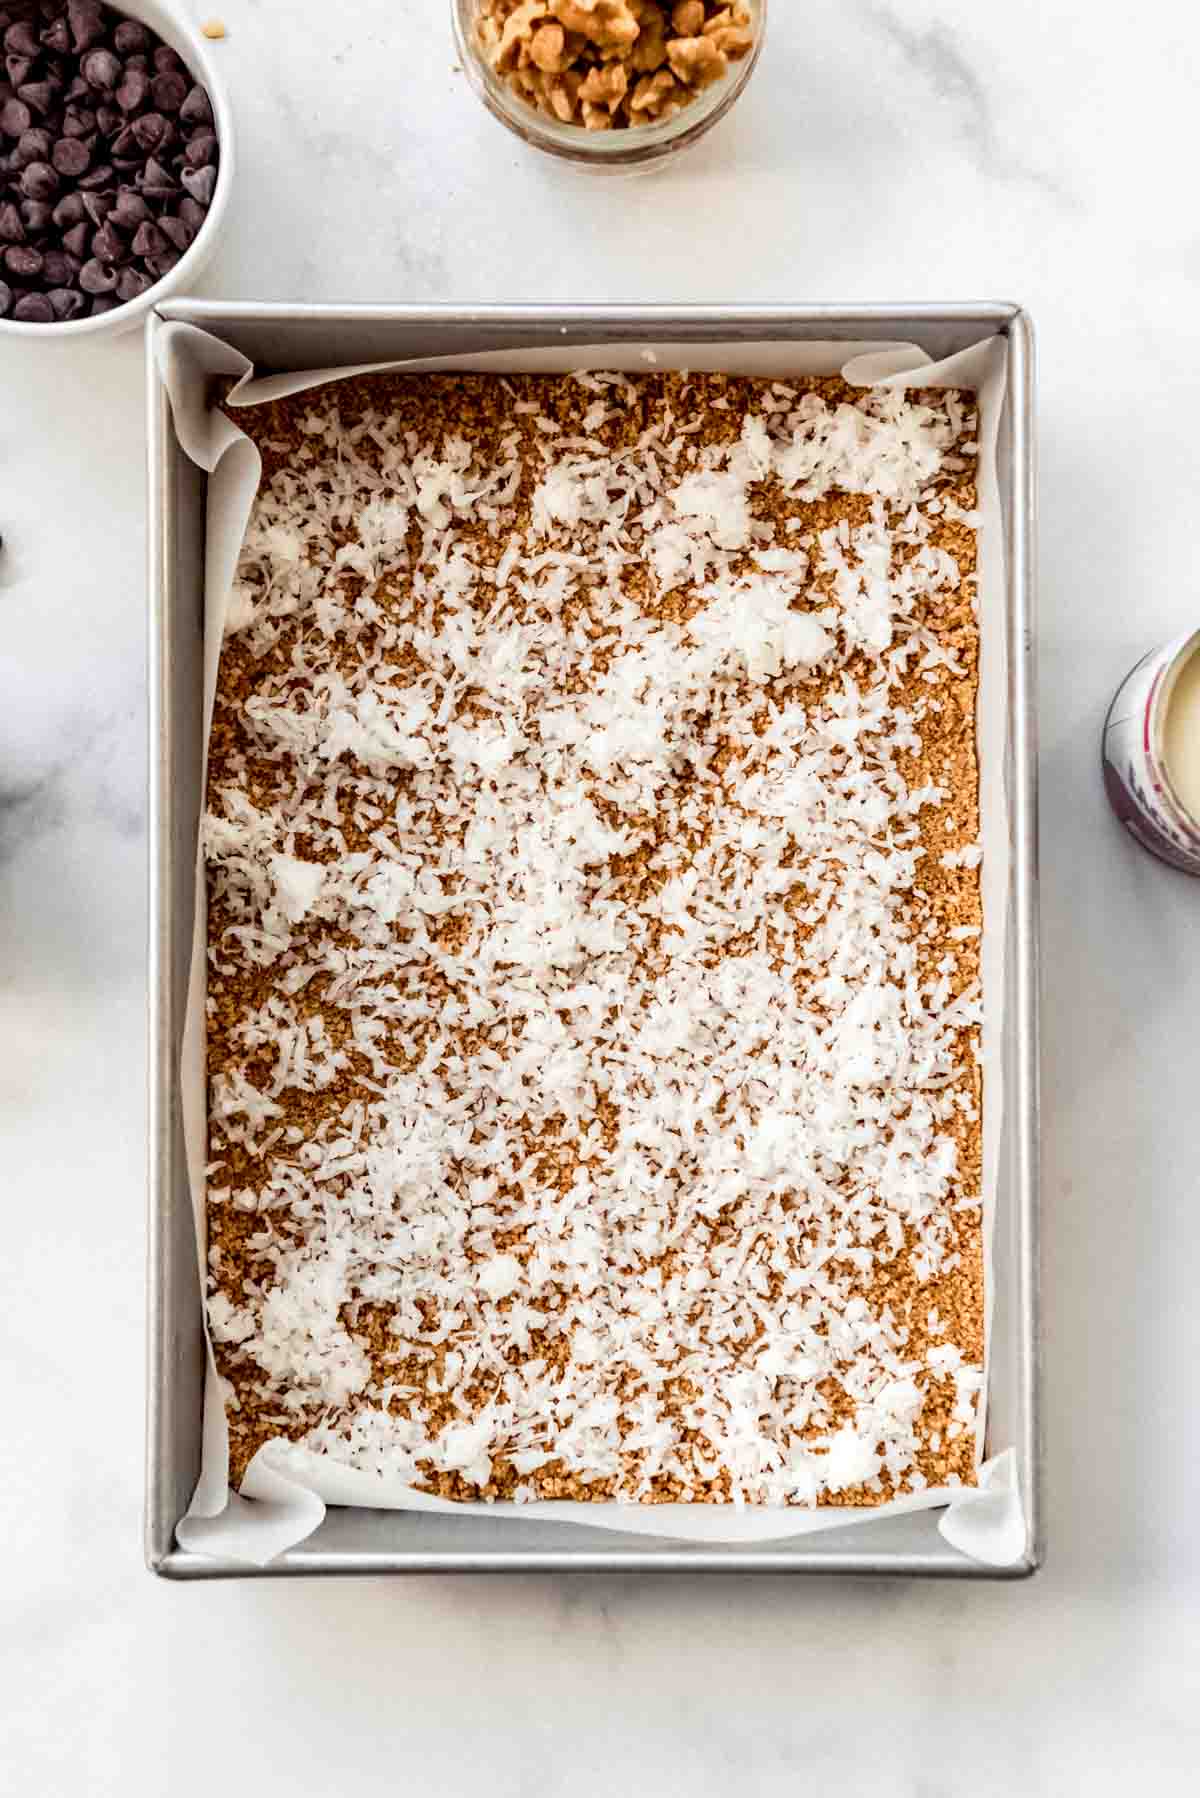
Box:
[2,2,1199,1793]
[855,2,1076,203]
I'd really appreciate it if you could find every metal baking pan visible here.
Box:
[147,302,1040,1579]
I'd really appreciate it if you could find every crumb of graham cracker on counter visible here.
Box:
[204,368,985,1508]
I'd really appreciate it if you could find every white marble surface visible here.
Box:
[2,0,1199,1789]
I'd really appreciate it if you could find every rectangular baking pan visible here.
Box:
[147,303,1040,1579]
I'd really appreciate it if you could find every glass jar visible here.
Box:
[451,1,767,171]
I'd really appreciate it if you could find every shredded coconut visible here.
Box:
[205,372,985,1509]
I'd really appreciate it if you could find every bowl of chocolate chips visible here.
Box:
[0,0,232,336]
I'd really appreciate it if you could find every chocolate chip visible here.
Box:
[88,292,117,314]
[61,101,94,136]
[40,18,71,57]
[0,194,22,238]
[12,288,52,320]
[19,196,50,231]
[77,253,113,291]
[158,212,192,252]
[67,1,105,56]
[131,217,165,257]
[115,262,148,302]
[18,77,59,115]
[113,20,150,55]
[52,187,86,226]
[48,284,85,318]
[152,45,183,74]
[6,54,33,88]
[4,20,41,60]
[180,163,214,205]
[143,246,177,281]
[61,215,87,255]
[79,186,108,223]
[150,68,186,113]
[130,110,171,154]
[179,83,212,127]
[81,46,119,92]
[51,133,87,174]
[19,157,56,197]
[3,241,41,276]
[183,129,215,168]
[110,187,146,228]
[115,64,147,112]
[90,217,123,261]
[0,94,29,134]
[94,99,117,133]
[139,152,175,197]
[0,274,9,314]
[14,125,51,164]
[41,245,76,282]
[76,160,112,190]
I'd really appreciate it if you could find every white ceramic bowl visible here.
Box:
[0,0,234,340]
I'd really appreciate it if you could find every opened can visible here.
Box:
[1102,629,1200,875]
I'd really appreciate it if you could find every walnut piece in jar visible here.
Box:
[475,0,756,130]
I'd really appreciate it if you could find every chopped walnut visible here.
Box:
[553,0,640,49]
[629,66,678,114]
[495,0,549,70]
[627,0,668,72]
[579,60,630,110]
[474,0,756,130]
[703,4,754,56]
[666,30,725,88]
[545,67,585,118]
[530,22,570,70]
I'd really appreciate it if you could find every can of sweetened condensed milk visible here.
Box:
[1102,628,1200,874]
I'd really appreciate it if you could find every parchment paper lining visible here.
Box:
[159,326,1024,1567]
